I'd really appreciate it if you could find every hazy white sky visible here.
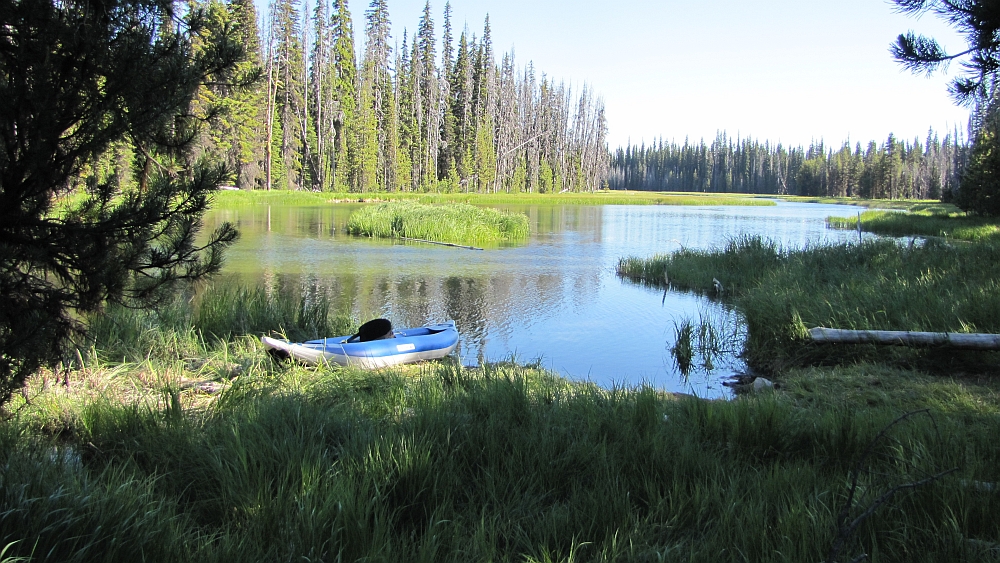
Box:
[277,0,973,148]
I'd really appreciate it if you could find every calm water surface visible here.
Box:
[205,200,866,398]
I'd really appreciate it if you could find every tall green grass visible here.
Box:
[828,209,1000,242]
[87,284,356,363]
[193,284,354,342]
[346,201,530,245]
[619,236,1000,371]
[3,357,999,562]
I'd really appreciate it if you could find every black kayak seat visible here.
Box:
[348,318,395,343]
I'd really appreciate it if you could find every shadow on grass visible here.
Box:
[2,352,999,562]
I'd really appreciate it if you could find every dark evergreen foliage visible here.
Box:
[891,0,1000,104]
[0,0,243,404]
[957,114,1000,214]
[609,132,966,199]
[253,0,609,193]
[892,0,1000,213]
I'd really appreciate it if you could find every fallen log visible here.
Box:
[808,327,1000,350]
[398,236,484,251]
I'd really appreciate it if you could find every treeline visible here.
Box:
[609,131,968,199]
[80,0,609,193]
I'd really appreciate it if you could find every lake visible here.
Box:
[205,199,868,398]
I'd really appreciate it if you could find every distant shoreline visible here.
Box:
[212,189,779,208]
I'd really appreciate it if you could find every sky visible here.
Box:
[267,0,974,149]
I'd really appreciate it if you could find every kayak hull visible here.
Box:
[261,321,458,369]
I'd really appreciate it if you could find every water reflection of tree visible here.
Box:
[520,205,602,243]
[394,277,432,324]
[445,277,490,348]
[202,205,357,241]
[236,268,598,362]
[204,203,608,356]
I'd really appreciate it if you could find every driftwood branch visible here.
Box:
[398,237,484,251]
[827,410,959,563]
[809,327,1000,350]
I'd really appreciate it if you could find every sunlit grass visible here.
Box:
[618,235,1000,372]
[780,364,1000,416]
[827,209,1000,242]
[345,201,531,246]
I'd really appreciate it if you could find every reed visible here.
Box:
[618,235,783,295]
[193,284,354,343]
[619,236,1000,372]
[345,202,531,245]
[671,319,695,373]
[87,283,356,364]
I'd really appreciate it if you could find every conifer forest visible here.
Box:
[100,0,612,194]
[76,0,973,199]
[609,132,967,199]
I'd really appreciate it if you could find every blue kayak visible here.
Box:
[261,321,459,368]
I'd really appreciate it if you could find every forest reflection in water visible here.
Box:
[206,200,866,398]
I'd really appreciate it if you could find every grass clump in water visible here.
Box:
[828,209,1000,242]
[618,235,784,295]
[619,236,1000,372]
[346,201,530,246]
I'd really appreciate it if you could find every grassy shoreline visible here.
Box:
[4,327,999,561]
[618,235,1000,373]
[776,196,958,214]
[212,189,778,207]
[6,225,1000,560]
[827,209,1000,243]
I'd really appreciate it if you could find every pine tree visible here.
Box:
[271,0,307,190]
[474,114,497,191]
[396,31,415,191]
[204,0,267,190]
[298,4,314,190]
[264,0,280,189]
[438,2,456,185]
[0,0,242,403]
[958,115,1000,215]
[450,31,474,185]
[416,1,439,189]
[331,0,357,191]
[358,0,392,191]
[473,16,495,123]
[471,18,497,193]
[494,51,518,193]
[310,0,334,190]
[892,0,1000,105]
